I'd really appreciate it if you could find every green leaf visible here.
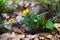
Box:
[19,18,31,28]
[37,0,45,3]
[58,0,60,5]
[52,13,60,21]
[46,20,55,31]
[0,0,7,13]
[1,27,8,33]
[46,12,60,30]
[30,12,38,21]
[39,16,45,23]
[0,21,8,33]
[50,0,55,3]
[37,16,45,26]
[19,20,25,24]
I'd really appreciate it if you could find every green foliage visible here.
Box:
[50,0,55,3]
[37,16,45,26]
[0,0,60,33]
[3,6,14,13]
[19,11,60,31]
[37,0,45,3]
[58,0,60,5]
[19,11,45,30]
[0,0,7,6]
[0,0,7,13]
[46,12,60,30]
[37,0,60,13]
[0,0,8,33]
[0,21,8,33]
[42,3,58,13]
[46,19,54,31]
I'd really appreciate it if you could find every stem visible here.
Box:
[52,12,60,21]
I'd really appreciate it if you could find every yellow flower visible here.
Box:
[22,8,30,15]
[8,18,15,22]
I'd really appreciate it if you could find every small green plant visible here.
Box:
[19,10,60,31]
[19,11,45,30]
[46,12,60,30]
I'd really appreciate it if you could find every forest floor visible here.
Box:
[0,0,60,40]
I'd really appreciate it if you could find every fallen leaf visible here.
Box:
[54,23,60,33]
[39,36,45,40]
[46,34,53,38]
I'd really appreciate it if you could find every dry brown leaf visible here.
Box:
[46,34,53,38]
[54,23,60,33]
[39,36,45,40]
[34,37,39,40]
